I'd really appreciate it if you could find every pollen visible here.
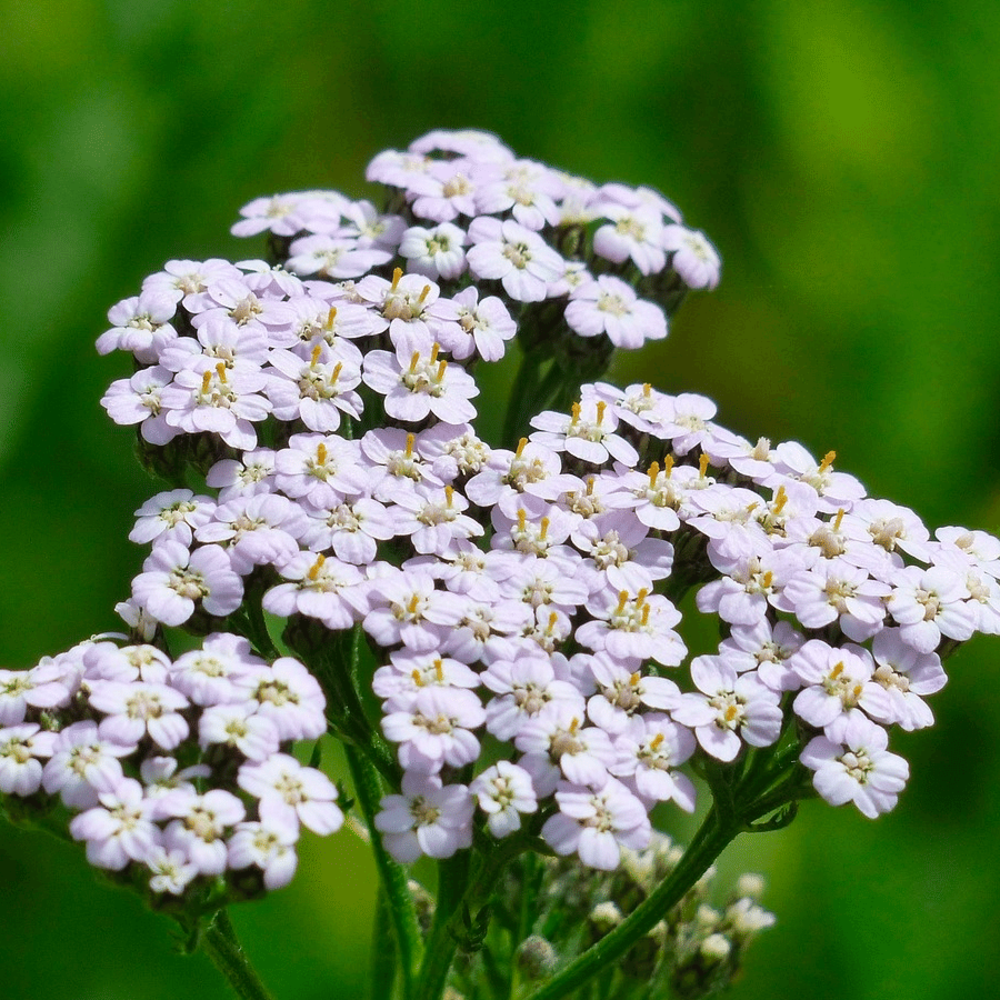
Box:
[699,453,710,478]
[307,554,326,581]
[405,433,415,458]
[570,402,581,427]
[316,443,328,465]
[819,450,837,473]
[515,437,528,457]
[650,732,665,750]
[310,344,323,366]
[596,400,607,425]
[833,508,845,531]
[390,267,403,291]
[324,306,338,329]
[648,460,660,487]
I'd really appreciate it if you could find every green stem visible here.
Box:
[346,745,423,1000]
[415,853,471,1000]
[522,807,741,1000]
[201,909,275,1000]
[370,886,397,1000]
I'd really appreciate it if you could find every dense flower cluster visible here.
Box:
[0,635,341,894]
[4,130,998,903]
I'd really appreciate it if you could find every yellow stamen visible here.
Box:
[773,485,788,514]
[570,402,582,426]
[596,400,607,424]
[390,267,403,291]
[411,669,424,687]
[664,454,675,478]
[405,433,415,458]
[819,450,837,473]
[585,476,595,496]
[830,661,844,680]
[648,461,660,488]
[517,509,527,531]
[637,588,649,603]
[515,437,528,457]
[430,342,440,363]
[407,594,420,615]
[215,362,227,383]
[569,717,580,734]
[445,485,454,507]
[833,508,845,531]
[630,671,640,687]
[316,443,327,465]
[436,359,447,381]
[307,554,325,581]
[539,517,549,540]
[615,590,629,614]
[200,370,212,394]
[724,705,738,723]
[762,571,773,589]
[434,659,444,682]
[642,383,651,397]
[324,306,338,329]
[650,732,664,750]
[699,453,710,478]
[641,605,650,626]
[409,351,420,374]
[332,361,343,381]
[310,344,323,366]
[547,611,558,630]
[418,284,431,304]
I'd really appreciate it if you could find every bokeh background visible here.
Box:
[2,1,999,998]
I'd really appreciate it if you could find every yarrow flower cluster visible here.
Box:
[0,635,341,894]
[4,131,997,998]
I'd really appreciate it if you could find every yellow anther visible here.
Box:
[515,437,528,457]
[650,732,665,750]
[517,509,527,531]
[445,485,454,507]
[316,443,328,465]
[596,400,607,424]
[724,704,738,723]
[762,571,773,589]
[310,344,323,366]
[429,342,440,363]
[407,594,420,615]
[570,402,582,426]
[773,485,788,514]
[642,383,651,397]
[819,450,837,473]
[746,502,759,514]
[569,717,580,734]
[539,516,549,540]
[390,267,403,291]
[831,661,844,680]
[412,669,424,687]
[332,361,343,381]
[852,684,862,700]
[307,554,325,581]
[434,658,444,682]
[699,453,710,478]
[418,284,431,304]
[405,433,415,458]
[436,359,447,381]
[630,671,641,686]
[409,350,421,373]
[641,604,651,626]
[547,611,558,630]
[200,370,212,394]
[324,306,338,329]
[833,508,845,531]
[586,476,595,496]
[664,454,675,478]
[215,362,228,383]
[648,461,660,487]
[615,590,629,614]
[637,588,649,603]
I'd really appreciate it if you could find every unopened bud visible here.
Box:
[589,901,624,934]
[516,935,558,981]
[735,873,766,900]
[700,933,732,963]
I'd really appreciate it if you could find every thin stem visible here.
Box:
[201,909,275,1000]
[346,745,423,1000]
[522,807,740,1000]
[370,885,397,1000]
[415,853,471,1000]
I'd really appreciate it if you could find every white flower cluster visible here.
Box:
[0,635,342,894]
[6,130,997,894]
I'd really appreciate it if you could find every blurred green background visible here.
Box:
[2,1,999,998]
